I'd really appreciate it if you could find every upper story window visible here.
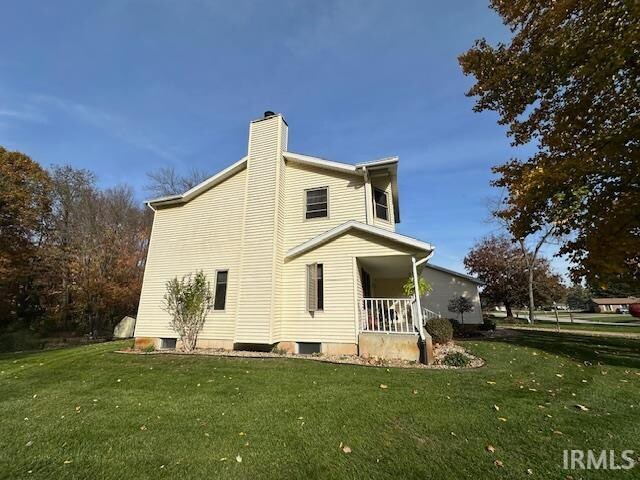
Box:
[373,188,389,221]
[305,187,328,219]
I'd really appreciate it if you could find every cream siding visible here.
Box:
[235,115,287,343]
[420,266,483,324]
[371,173,395,231]
[281,230,420,344]
[134,167,247,339]
[283,162,366,252]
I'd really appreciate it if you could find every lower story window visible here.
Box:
[214,270,228,310]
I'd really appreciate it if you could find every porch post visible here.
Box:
[411,256,425,341]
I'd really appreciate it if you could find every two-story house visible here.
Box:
[134,112,482,359]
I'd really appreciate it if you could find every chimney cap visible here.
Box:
[263,110,276,118]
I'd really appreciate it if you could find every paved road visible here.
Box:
[494,312,640,327]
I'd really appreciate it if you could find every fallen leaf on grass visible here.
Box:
[140,425,147,431]
[379,384,388,389]
[494,460,504,467]
[498,417,507,422]
[485,445,496,453]
[492,405,500,411]
[63,460,72,464]
[236,455,242,463]
[486,381,496,385]
[412,389,418,395]
[527,468,533,475]
[342,446,352,454]
[575,404,589,411]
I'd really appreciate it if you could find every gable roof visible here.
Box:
[146,151,402,216]
[146,157,247,207]
[285,220,434,259]
[423,263,484,285]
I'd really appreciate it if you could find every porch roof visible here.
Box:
[285,220,434,259]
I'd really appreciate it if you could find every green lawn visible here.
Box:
[1,335,639,479]
[502,320,640,335]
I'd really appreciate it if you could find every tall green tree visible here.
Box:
[459,0,640,290]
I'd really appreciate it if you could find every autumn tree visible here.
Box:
[459,0,640,290]
[45,166,96,330]
[0,147,51,326]
[464,235,564,319]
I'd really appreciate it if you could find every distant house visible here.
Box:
[134,112,482,359]
[590,297,639,313]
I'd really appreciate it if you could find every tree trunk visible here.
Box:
[528,266,535,324]
[505,302,513,318]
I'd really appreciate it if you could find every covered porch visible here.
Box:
[357,255,440,336]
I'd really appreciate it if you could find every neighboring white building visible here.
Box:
[134,112,482,357]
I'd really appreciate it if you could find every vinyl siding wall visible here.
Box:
[420,267,482,324]
[283,162,366,252]
[134,167,247,339]
[235,116,286,343]
[281,230,419,344]
[371,174,395,231]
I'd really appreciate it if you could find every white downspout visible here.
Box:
[412,251,435,340]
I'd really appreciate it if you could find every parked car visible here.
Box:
[616,307,629,314]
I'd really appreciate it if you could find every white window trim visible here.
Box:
[373,187,390,222]
[304,186,330,221]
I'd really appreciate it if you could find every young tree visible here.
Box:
[447,296,473,324]
[459,0,640,290]
[162,271,213,352]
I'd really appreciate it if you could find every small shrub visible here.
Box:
[482,317,497,331]
[425,317,453,344]
[442,352,470,367]
[0,329,46,353]
[449,318,463,334]
[142,344,155,353]
[271,347,288,355]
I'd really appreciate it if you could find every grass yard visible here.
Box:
[1,333,639,479]
[503,321,640,335]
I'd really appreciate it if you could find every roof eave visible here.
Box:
[286,220,434,259]
[146,156,248,207]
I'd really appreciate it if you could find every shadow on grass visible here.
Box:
[489,330,640,369]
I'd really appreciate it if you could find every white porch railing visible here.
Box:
[422,307,442,322]
[360,298,418,334]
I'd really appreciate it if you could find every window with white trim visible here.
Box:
[306,263,324,311]
[305,187,328,219]
[373,187,389,221]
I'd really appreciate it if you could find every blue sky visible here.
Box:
[0,0,567,276]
